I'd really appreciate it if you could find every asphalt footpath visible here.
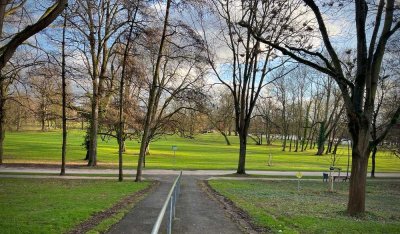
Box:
[107,174,243,234]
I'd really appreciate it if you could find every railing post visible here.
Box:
[151,171,182,234]
[168,196,173,234]
[173,187,177,218]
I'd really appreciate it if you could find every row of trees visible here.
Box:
[0,0,399,216]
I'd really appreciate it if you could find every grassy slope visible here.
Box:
[0,178,150,234]
[209,179,400,233]
[3,130,400,172]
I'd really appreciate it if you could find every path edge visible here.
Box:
[199,180,270,234]
[69,180,160,234]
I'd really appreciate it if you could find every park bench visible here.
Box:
[323,172,350,182]
[333,175,350,182]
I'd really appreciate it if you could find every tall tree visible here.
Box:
[241,0,400,215]
[135,0,172,182]
[203,0,299,174]
[0,0,67,164]
[315,78,344,155]
[60,10,67,175]
[69,0,127,166]
[135,0,207,181]
[117,1,141,181]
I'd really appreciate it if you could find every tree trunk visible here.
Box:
[326,140,332,154]
[143,141,149,168]
[266,121,271,145]
[0,77,4,165]
[236,132,247,174]
[370,146,377,178]
[282,131,287,151]
[221,132,231,145]
[121,141,126,152]
[348,149,369,215]
[347,124,371,215]
[118,136,124,181]
[316,144,324,155]
[145,143,150,155]
[88,87,98,166]
[302,102,311,151]
[16,105,20,131]
[301,126,307,151]
[309,127,316,150]
[84,149,89,160]
[266,132,271,145]
[41,111,46,131]
[325,133,332,154]
[118,16,135,182]
[316,122,326,155]
[60,12,67,176]
[332,139,341,155]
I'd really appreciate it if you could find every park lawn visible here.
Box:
[3,130,400,172]
[208,179,400,233]
[0,178,150,234]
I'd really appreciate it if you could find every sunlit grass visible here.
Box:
[0,178,151,233]
[3,130,400,172]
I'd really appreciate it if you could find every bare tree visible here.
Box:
[135,1,207,181]
[117,2,142,181]
[315,78,345,155]
[60,10,67,175]
[28,66,61,131]
[241,0,400,215]
[202,0,299,174]
[207,88,234,145]
[272,77,290,151]
[0,0,67,164]
[68,0,130,166]
[135,0,174,181]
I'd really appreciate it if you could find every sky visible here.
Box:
[4,0,399,104]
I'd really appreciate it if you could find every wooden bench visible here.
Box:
[333,175,349,182]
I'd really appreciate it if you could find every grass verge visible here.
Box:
[71,181,158,234]
[0,178,152,234]
[208,179,400,233]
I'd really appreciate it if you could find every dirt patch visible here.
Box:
[68,180,160,234]
[199,180,271,234]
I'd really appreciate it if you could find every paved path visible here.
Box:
[107,175,175,234]
[173,175,242,234]
[107,174,243,234]
[2,166,399,233]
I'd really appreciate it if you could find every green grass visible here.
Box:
[0,178,150,234]
[3,130,400,172]
[209,179,400,233]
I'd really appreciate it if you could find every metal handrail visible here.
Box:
[151,171,182,234]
